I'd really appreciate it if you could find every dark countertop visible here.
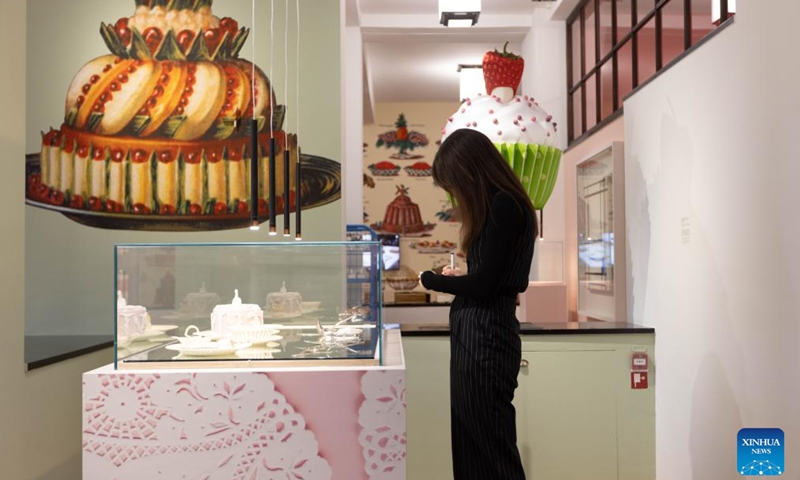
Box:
[384,302,453,307]
[401,322,654,336]
[25,335,113,371]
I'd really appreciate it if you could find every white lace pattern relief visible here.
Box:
[359,370,407,479]
[83,372,332,480]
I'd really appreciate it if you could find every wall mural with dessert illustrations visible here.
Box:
[363,102,460,303]
[25,0,342,335]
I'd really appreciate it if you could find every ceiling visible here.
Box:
[357,0,718,122]
[358,0,548,16]
[356,0,551,122]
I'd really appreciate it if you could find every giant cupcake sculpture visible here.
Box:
[26,0,309,230]
[441,42,561,209]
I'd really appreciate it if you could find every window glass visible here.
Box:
[584,1,597,73]
[691,0,716,45]
[600,60,614,120]
[599,0,614,59]
[571,88,583,140]
[616,0,634,38]
[636,0,654,25]
[660,0,686,66]
[572,20,583,87]
[637,17,657,81]
[585,74,598,131]
[617,41,634,100]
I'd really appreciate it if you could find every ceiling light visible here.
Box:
[458,65,484,102]
[712,0,736,24]
[439,0,481,28]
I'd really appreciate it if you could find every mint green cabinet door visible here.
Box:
[403,337,454,479]
[515,350,619,480]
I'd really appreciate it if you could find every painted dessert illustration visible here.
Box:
[410,239,455,254]
[376,113,429,160]
[441,42,562,209]
[435,199,461,223]
[404,161,432,177]
[371,184,435,236]
[384,265,420,291]
[367,161,401,177]
[26,0,340,231]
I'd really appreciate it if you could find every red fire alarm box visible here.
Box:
[631,371,649,389]
[631,352,648,371]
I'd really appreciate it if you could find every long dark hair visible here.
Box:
[433,128,537,254]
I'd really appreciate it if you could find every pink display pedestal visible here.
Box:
[520,281,568,323]
[82,332,406,480]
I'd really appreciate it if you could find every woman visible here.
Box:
[419,128,536,480]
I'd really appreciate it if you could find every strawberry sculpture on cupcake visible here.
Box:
[442,42,561,210]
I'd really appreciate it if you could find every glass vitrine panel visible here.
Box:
[114,242,383,368]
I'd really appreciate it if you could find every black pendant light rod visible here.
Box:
[295,146,302,241]
[249,120,260,230]
[268,137,277,235]
[283,137,291,236]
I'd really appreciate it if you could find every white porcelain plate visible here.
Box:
[146,324,179,333]
[263,311,303,319]
[131,330,168,342]
[165,342,252,357]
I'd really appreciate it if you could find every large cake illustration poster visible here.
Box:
[25,0,340,232]
[24,0,342,337]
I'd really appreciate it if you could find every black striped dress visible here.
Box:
[421,192,534,480]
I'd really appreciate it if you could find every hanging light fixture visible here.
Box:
[439,0,481,28]
[295,0,303,241]
[249,0,260,231]
[458,64,484,102]
[712,0,736,25]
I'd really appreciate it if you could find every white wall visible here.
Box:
[0,1,115,478]
[623,1,800,477]
[521,7,568,246]
[342,21,364,225]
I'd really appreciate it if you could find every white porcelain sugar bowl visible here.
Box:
[116,291,147,338]
[210,289,264,335]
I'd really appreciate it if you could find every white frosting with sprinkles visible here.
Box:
[441,94,558,147]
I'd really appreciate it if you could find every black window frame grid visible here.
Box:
[566,0,734,146]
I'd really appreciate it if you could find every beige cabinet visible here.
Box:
[403,333,655,480]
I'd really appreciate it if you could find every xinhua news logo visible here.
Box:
[738,428,784,476]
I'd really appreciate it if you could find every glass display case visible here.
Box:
[114,242,383,369]
[576,142,626,321]
[530,240,564,283]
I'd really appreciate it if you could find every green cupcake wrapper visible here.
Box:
[443,143,562,211]
[495,143,562,210]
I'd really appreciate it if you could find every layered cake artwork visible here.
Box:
[442,42,562,209]
[25,0,340,231]
[371,184,435,236]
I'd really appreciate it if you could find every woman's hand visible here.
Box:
[442,266,466,277]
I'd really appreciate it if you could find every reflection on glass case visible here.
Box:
[576,142,626,322]
[114,242,383,368]
[529,240,564,283]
